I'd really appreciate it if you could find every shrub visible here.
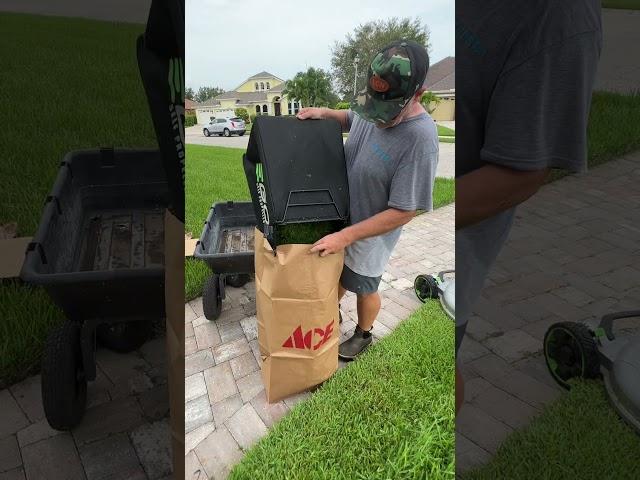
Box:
[334,101,350,110]
[234,108,249,123]
[249,113,257,124]
[185,114,197,127]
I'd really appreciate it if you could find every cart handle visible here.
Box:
[26,242,48,265]
[45,195,62,215]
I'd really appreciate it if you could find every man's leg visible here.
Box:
[456,366,464,413]
[356,291,381,331]
[338,266,381,360]
[338,284,347,301]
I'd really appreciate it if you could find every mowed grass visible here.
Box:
[437,124,455,137]
[461,380,640,479]
[550,91,640,181]
[587,91,640,166]
[184,144,455,302]
[0,13,153,387]
[601,0,640,9]
[230,302,455,480]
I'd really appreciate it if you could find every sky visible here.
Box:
[186,0,454,92]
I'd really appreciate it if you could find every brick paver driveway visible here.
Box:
[0,334,172,479]
[184,204,455,479]
[456,151,640,472]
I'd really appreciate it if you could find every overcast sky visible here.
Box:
[186,0,453,92]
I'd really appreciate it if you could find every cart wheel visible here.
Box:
[226,274,250,288]
[203,274,222,320]
[414,274,439,302]
[96,320,150,353]
[41,321,87,430]
[544,321,600,389]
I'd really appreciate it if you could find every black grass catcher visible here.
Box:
[243,116,349,249]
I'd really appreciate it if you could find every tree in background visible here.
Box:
[331,17,429,98]
[420,91,441,114]
[334,101,351,110]
[185,87,195,100]
[234,108,250,123]
[194,86,225,103]
[283,67,335,108]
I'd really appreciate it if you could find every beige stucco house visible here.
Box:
[194,71,300,124]
[424,56,455,121]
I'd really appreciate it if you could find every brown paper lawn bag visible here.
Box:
[255,229,343,403]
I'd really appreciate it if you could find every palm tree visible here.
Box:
[283,67,334,109]
[420,91,441,114]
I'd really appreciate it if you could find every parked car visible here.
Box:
[203,117,246,137]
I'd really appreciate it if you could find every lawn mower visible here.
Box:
[544,311,640,435]
[414,270,455,320]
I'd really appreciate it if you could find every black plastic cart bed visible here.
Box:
[194,201,256,320]
[21,148,169,430]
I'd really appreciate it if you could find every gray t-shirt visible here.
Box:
[456,0,602,328]
[343,109,438,277]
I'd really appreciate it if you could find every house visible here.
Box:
[185,98,199,115]
[194,71,300,125]
[424,56,455,121]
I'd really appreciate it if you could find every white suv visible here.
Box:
[203,117,246,137]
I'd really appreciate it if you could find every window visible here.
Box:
[287,101,300,115]
[255,82,258,91]
[262,104,268,115]
[266,82,270,90]
[260,82,265,90]
[255,105,261,114]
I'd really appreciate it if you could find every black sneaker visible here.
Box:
[338,325,372,360]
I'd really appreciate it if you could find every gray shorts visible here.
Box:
[340,265,381,295]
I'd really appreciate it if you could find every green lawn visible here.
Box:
[601,0,640,9]
[0,13,153,387]
[587,91,640,167]
[548,91,640,182]
[184,144,455,302]
[461,380,640,479]
[437,124,455,137]
[230,302,455,480]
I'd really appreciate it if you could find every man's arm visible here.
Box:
[297,107,350,132]
[310,208,416,256]
[456,164,549,230]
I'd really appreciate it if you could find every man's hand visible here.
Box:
[309,230,351,257]
[297,107,350,132]
[297,107,324,120]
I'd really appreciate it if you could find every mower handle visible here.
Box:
[598,310,640,341]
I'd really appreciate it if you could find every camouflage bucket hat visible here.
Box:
[352,39,429,124]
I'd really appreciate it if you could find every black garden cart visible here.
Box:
[21,148,169,430]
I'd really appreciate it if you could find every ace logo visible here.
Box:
[282,320,335,350]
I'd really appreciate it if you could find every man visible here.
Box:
[297,39,438,360]
[456,0,602,411]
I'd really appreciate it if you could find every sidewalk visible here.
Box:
[456,151,640,472]
[0,335,172,480]
[184,204,455,479]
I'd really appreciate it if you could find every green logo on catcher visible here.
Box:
[256,163,269,224]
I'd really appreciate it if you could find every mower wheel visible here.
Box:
[544,321,600,389]
[41,320,87,430]
[414,274,439,302]
[203,274,223,320]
